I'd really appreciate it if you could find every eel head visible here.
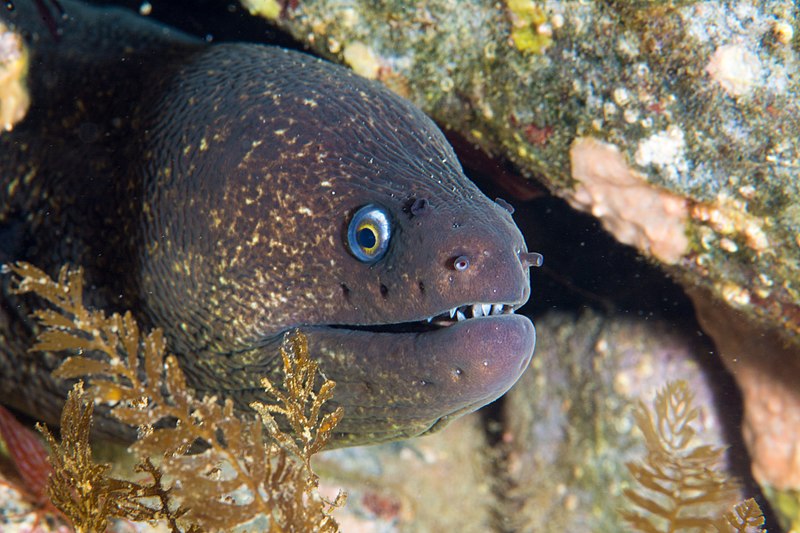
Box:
[136,44,540,446]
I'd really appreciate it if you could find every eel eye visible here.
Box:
[347,204,391,262]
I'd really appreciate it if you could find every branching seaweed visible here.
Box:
[38,382,190,533]
[9,261,346,532]
[621,380,764,533]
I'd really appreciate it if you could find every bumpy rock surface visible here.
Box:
[498,310,749,531]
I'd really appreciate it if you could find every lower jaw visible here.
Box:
[299,314,536,445]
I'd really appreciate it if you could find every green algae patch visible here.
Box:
[763,485,800,532]
[506,0,553,54]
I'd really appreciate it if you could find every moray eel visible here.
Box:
[0,0,538,446]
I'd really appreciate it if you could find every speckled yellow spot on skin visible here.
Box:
[439,77,454,93]
[342,42,381,80]
[199,137,208,152]
[210,210,222,228]
[568,138,689,264]
[240,0,281,20]
[0,23,30,132]
[6,177,19,197]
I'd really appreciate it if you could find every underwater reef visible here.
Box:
[0,0,797,530]
[243,0,800,528]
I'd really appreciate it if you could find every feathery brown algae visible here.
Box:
[0,0,539,446]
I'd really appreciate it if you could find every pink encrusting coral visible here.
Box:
[568,137,689,265]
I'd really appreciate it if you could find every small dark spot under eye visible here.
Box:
[404,196,429,218]
[418,281,425,294]
[341,283,351,300]
[380,284,389,298]
[410,197,428,216]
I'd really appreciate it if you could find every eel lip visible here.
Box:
[410,314,536,411]
[302,314,535,444]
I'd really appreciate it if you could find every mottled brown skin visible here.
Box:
[0,1,536,446]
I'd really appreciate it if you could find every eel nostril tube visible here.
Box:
[520,251,544,268]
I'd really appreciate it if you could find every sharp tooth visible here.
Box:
[426,316,433,323]
[471,304,481,317]
[491,304,503,315]
[481,303,491,317]
[449,307,457,319]
[456,310,466,321]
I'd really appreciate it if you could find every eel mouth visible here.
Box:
[299,303,535,446]
[330,302,518,334]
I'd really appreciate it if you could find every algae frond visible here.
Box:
[9,261,346,532]
[621,380,764,532]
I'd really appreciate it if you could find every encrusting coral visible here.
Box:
[622,380,764,532]
[5,261,346,532]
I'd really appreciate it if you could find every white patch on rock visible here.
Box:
[705,44,762,97]
[633,126,689,181]
[568,138,689,265]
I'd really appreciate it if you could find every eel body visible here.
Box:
[0,0,536,446]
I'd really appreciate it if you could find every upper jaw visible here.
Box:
[325,300,524,335]
[426,301,518,326]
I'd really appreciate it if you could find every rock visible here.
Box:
[316,414,497,531]
[498,309,750,531]
[691,286,800,532]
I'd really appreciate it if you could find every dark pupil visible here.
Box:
[357,227,377,249]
